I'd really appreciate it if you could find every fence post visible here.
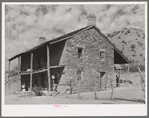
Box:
[78,76,80,99]
[94,78,97,100]
[110,70,114,99]
[110,81,114,99]
[70,77,72,95]
[137,67,145,99]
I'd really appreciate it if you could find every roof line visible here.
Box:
[9,26,94,61]
[9,25,130,64]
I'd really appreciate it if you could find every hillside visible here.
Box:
[107,27,145,70]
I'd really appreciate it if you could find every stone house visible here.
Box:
[7,14,130,92]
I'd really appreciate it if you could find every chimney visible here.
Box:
[87,13,96,26]
[38,37,46,44]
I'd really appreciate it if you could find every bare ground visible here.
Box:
[5,72,145,104]
[5,85,145,104]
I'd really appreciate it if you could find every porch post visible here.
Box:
[30,53,33,91]
[8,61,10,92]
[18,56,21,91]
[47,45,51,91]
[118,70,120,87]
[100,73,102,90]
[128,64,130,80]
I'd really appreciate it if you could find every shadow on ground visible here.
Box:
[113,98,145,103]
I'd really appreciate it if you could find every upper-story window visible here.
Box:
[78,47,84,59]
[100,49,105,61]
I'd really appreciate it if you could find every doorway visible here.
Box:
[50,67,64,90]
[21,75,30,91]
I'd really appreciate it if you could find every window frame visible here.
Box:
[99,49,106,61]
[77,46,84,59]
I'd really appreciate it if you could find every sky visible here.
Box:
[4,3,146,71]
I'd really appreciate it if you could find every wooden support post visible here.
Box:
[138,67,145,100]
[70,77,72,94]
[53,79,55,91]
[138,67,145,92]
[18,56,21,91]
[124,64,126,81]
[47,45,51,91]
[94,78,97,100]
[30,53,33,91]
[78,76,80,99]
[110,81,114,99]
[110,71,114,99]
[8,61,10,92]
[128,64,130,80]
[118,71,120,87]
[100,73,102,90]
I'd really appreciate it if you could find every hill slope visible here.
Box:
[107,27,145,69]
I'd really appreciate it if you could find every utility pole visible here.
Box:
[70,77,72,94]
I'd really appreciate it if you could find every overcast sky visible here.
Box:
[5,3,145,70]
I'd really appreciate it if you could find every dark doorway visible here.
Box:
[21,75,30,91]
[100,72,105,89]
[50,67,64,90]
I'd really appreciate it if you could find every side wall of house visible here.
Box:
[57,28,115,92]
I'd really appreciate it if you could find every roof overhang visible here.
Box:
[114,49,130,64]
[8,26,93,61]
[9,25,131,65]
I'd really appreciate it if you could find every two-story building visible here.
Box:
[7,13,130,92]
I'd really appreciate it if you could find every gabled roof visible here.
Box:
[9,25,131,64]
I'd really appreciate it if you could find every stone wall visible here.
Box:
[57,27,115,92]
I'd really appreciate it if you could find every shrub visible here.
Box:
[132,54,135,57]
[129,65,138,72]
[32,86,43,96]
[130,44,136,51]
[122,40,127,44]
[139,64,145,71]
[129,64,145,72]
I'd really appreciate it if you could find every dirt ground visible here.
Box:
[5,72,145,104]
[5,85,145,104]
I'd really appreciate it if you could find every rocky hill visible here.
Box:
[107,27,145,71]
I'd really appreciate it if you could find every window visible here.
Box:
[78,48,84,59]
[100,49,105,61]
[77,68,83,81]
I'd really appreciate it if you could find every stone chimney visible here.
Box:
[87,13,96,26]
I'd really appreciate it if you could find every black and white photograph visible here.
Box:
[1,1,147,116]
